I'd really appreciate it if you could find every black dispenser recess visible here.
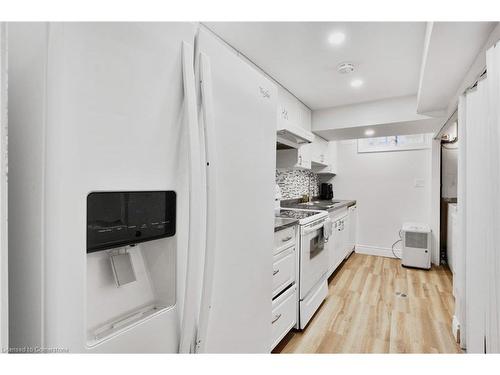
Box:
[87,191,176,253]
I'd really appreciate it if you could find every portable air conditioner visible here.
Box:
[401,222,431,269]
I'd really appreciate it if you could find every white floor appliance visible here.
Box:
[278,209,329,329]
[8,23,276,353]
[401,223,431,270]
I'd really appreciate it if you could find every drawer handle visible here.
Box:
[273,269,280,276]
[272,314,282,324]
[282,236,293,242]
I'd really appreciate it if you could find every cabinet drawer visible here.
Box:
[272,248,295,298]
[271,285,297,350]
[274,226,295,255]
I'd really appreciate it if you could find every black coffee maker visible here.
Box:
[320,183,333,200]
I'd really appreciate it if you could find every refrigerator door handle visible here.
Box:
[195,52,217,353]
[179,40,205,353]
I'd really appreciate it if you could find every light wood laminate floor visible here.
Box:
[273,253,462,353]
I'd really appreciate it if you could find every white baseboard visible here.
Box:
[355,244,401,259]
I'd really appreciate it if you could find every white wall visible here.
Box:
[334,139,432,258]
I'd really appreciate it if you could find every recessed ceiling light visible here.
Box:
[350,79,364,88]
[328,32,346,45]
[365,129,375,136]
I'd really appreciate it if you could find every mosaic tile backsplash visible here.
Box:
[276,168,320,200]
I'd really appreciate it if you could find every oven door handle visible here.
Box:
[304,222,326,235]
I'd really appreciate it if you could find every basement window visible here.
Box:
[357,134,432,153]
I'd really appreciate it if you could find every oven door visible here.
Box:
[299,219,329,299]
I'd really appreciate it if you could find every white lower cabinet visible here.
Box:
[329,207,348,274]
[273,226,296,255]
[271,224,298,351]
[272,247,296,298]
[347,205,357,253]
[271,284,297,350]
[343,213,351,258]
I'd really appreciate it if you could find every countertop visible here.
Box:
[274,217,299,232]
[280,198,356,212]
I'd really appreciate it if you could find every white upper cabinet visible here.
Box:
[312,140,338,175]
[276,85,314,170]
[276,85,311,131]
[276,144,312,170]
[297,102,311,131]
[311,135,328,166]
[277,86,299,130]
[326,141,338,174]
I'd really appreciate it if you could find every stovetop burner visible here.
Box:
[277,209,320,220]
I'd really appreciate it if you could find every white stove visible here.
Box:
[277,208,328,225]
[277,208,330,329]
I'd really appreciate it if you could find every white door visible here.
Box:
[8,22,198,353]
[348,205,357,252]
[464,79,488,353]
[195,28,276,353]
[332,219,342,270]
[343,214,351,258]
[334,216,347,268]
[327,213,336,274]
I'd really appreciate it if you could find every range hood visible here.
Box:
[276,123,314,149]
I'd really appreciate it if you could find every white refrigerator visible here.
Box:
[8,22,276,353]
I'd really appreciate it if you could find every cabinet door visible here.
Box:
[311,135,330,165]
[327,141,338,174]
[349,206,357,251]
[343,216,351,258]
[333,221,344,269]
[277,86,299,129]
[297,102,311,131]
[297,144,312,169]
[320,139,328,165]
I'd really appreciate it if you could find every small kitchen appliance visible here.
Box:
[320,183,333,200]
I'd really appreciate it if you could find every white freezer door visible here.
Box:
[8,22,198,353]
[196,28,277,353]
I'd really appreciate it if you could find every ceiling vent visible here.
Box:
[337,62,355,74]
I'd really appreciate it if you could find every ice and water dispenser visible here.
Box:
[86,191,177,346]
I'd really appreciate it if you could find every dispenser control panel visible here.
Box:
[87,191,176,253]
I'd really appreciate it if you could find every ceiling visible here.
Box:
[417,22,497,114]
[205,22,427,110]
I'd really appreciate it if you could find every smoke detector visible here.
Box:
[337,62,355,74]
